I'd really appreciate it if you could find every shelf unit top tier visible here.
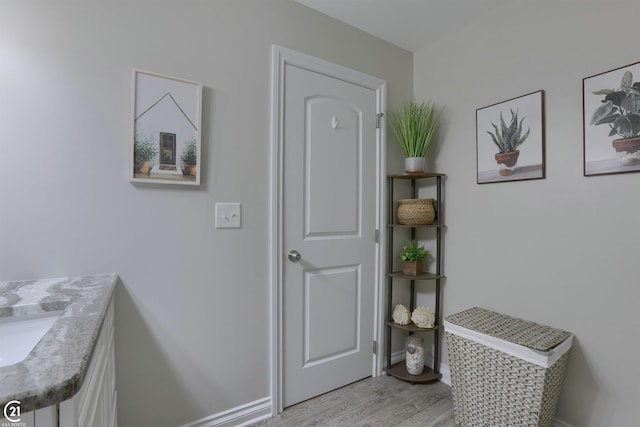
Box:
[388,172,446,179]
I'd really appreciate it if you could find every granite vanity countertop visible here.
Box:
[0,274,117,413]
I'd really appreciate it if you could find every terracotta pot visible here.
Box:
[612,136,640,166]
[403,260,423,276]
[183,163,197,176]
[612,136,640,153]
[137,161,151,175]
[495,150,520,176]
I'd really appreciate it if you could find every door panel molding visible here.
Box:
[269,45,386,415]
[304,96,361,238]
[303,264,360,366]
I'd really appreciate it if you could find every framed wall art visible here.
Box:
[476,90,545,184]
[583,61,640,176]
[130,69,202,185]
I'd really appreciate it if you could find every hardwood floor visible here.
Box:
[254,376,456,426]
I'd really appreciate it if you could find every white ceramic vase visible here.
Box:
[405,157,425,173]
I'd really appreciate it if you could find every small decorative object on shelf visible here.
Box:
[397,198,435,225]
[392,304,411,325]
[390,100,442,173]
[399,240,428,276]
[406,335,425,375]
[412,306,435,329]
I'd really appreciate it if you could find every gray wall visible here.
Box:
[0,1,411,426]
[414,1,639,426]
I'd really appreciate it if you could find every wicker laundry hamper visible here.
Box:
[445,307,573,427]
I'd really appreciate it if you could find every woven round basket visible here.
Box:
[397,198,435,225]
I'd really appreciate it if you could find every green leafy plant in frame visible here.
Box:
[134,131,158,170]
[487,109,530,154]
[181,138,197,165]
[590,71,640,139]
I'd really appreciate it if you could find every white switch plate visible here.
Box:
[215,203,241,228]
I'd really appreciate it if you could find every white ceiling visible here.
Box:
[295,0,507,52]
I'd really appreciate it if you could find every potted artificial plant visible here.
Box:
[134,134,158,175]
[181,138,198,176]
[399,240,428,276]
[590,71,640,165]
[390,100,441,173]
[487,109,530,176]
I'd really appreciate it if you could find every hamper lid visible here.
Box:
[445,307,571,352]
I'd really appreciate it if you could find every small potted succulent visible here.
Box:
[487,109,530,176]
[181,138,198,176]
[399,240,428,276]
[134,133,158,175]
[390,100,441,173]
[590,71,640,164]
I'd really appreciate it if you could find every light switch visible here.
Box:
[215,203,241,228]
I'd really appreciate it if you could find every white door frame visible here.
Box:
[269,45,387,414]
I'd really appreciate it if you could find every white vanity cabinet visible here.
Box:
[0,274,117,427]
[59,298,117,427]
[9,298,117,427]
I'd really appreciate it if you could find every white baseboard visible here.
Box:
[178,397,271,427]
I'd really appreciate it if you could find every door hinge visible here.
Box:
[374,229,380,243]
[376,112,384,129]
[372,340,378,355]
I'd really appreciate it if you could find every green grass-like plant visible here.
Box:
[399,240,428,262]
[487,109,530,153]
[390,100,441,158]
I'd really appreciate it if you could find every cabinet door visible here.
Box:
[60,299,115,427]
[35,406,58,427]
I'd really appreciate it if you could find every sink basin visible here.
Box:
[0,309,63,367]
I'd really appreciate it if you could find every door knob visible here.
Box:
[288,250,302,262]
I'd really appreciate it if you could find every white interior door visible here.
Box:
[282,63,378,407]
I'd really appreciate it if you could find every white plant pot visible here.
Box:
[405,157,425,173]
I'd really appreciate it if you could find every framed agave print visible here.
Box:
[583,61,640,176]
[476,90,545,184]
[130,69,202,185]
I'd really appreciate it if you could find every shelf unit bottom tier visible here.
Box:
[384,362,442,383]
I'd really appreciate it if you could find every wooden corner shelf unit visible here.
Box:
[385,172,446,384]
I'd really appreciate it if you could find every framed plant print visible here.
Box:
[130,69,202,185]
[476,90,545,184]
[583,61,640,176]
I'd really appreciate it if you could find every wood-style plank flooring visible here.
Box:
[254,376,455,426]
